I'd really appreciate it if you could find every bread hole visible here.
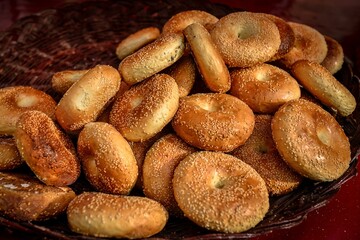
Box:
[211,170,226,189]
[316,126,331,146]
[237,24,256,40]
[42,144,57,158]
[130,96,143,109]
[255,71,269,81]
[74,91,91,111]
[197,100,219,112]
[16,94,39,108]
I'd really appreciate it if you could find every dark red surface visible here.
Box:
[0,0,359,240]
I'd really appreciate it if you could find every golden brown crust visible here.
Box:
[232,115,303,195]
[210,12,281,67]
[119,33,185,85]
[259,13,295,61]
[230,63,301,113]
[0,86,56,136]
[142,134,196,216]
[96,81,131,123]
[167,55,197,97]
[67,192,168,239]
[51,69,89,95]
[128,127,170,189]
[271,99,351,181]
[14,111,80,186]
[321,35,344,74]
[109,73,179,142]
[0,137,23,170]
[291,60,356,116]
[171,93,255,152]
[77,122,138,195]
[162,10,219,34]
[0,172,76,221]
[55,65,121,134]
[116,27,161,60]
[184,23,231,93]
[173,151,269,233]
[279,22,327,68]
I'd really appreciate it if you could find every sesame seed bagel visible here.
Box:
[271,99,351,181]
[172,151,269,233]
[167,55,197,97]
[184,22,231,93]
[232,115,303,195]
[116,27,161,61]
[51,69,89,95]
[162,10,219,34]
[321,35,344,74]
[0,137,23,170]
[55,65,121,134]
[109,73,179,142]
[77,122,138,195]
[291,60,356,116]
[259,13,295,61]
[142,133,196,216]
[0,86,56,136]
[96,80,131,123]
[128,128,169,189]
[210,12,281,67]
[279,22,327,68]
[14,111,80,186]
[172,93,255,152]
[119,33,185,85]
[67,192,168,239]
[0,172,76,221]
[230,63,301,113]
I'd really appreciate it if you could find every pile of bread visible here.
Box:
[0,9,356,239]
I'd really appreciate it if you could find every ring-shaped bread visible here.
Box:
[116,27,160,60]
[230,63,301,113]
[119,33,185,85]
[291,60,356,116]
[162,10,219,34]
[14,111,80,186]
[167,55,197,97]
[67,192,168,239]
[321,35,344,74]
[279,22,327,68]
[184,22,231,93]
[77,122,138,195]
[271,99,351,181]
[259,13,295,61]
[55,65,121,134]
[232,115,303,195]
[173,151,269,233]
[109,73,179,142]
[0,172,76,221]
[171,93,255,152]
[142,133,196,216]
[210,12,281,67]
[0,86,56,136]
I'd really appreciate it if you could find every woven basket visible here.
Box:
[0,0,359,239]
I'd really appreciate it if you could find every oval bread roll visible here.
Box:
[77,122,138,195]
[67,192,168,239]
[55,65,121,134]
[0,172,76,221]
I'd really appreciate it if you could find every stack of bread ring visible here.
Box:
[0,9,357,239]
